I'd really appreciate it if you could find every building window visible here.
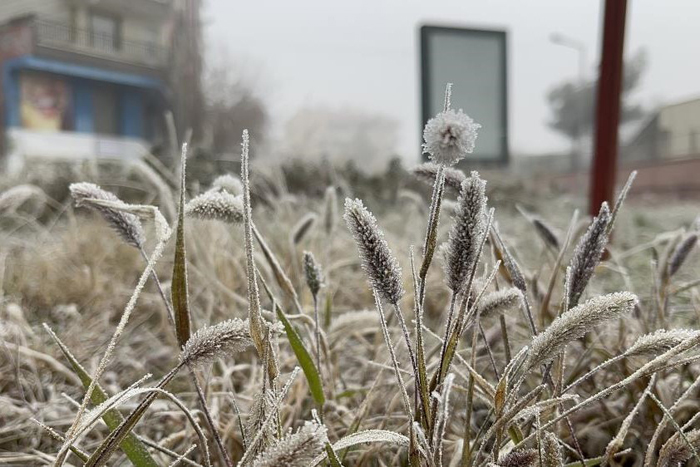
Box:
[90,12,122,51]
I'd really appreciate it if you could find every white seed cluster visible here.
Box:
[344,198,404,305]
[567,202,611,309]
[443,172,487,294]
[210,173,244,196]
[626,329,700,357]
[251,421,328,467]
[527,292,637,370]
[185,191,244,224]
[180,319,253,368]
[422,109,480,166]
[69,182,145,249]
[478,288,524,320]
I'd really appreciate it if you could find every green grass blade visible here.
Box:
[44,324,159,467]
[85,366,182,467]
[275,305,326,406]
[172,145,191,347]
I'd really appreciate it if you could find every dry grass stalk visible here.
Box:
[70,182,145,248]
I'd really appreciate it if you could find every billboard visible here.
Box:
[20,72,72,131]
[420,26,508,164]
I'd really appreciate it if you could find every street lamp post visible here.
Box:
[550,32,587,171]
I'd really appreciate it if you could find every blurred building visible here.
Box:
[624,97,700,162]
[0,0,203,173]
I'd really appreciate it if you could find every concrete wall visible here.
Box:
[0,0,69,24]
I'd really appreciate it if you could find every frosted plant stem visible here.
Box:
[138,247,175,327]
[374,291,413,419]
[478,322,500,379]
[189,366,234,467]
[55,236,170,466]
[437,292,458,382]
[313,295,322,378]
[138,246,231,467]
[499,315,512,363]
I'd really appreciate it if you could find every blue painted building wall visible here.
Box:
[2,56,162,140]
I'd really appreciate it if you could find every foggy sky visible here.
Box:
[204,0,700,162]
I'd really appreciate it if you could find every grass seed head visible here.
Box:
[658,429,700,467]
[344,198,404,305]
[412,162,467,194]
[668,233,698,277]
[527,292,637,369]
[567,202,611,308]
[180,319,253,368]
[251,420,328,467]
[498,449,538,467]
[185,191,244,224]
[541,432,563,467]
[422,109,480,166]
[443,171,487,293]
[478,288,524,320]
[210,173,243,196]
[626,329,700,357]
[69,182,145,249]
[302,251,324,297]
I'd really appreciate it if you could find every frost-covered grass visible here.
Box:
[2,95,700,465]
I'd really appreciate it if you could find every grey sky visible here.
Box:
[204,0,700,162]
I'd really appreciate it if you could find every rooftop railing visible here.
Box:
[34,19,167,69]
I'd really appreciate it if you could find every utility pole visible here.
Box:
[590,0,628,216]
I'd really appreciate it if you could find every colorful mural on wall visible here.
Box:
[20,72,72,131]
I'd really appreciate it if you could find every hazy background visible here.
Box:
[204,0,700,162]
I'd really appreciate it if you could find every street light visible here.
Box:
[550,32,588,171]
[550,33,587,84]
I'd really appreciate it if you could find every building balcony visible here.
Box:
[32,19,168,76]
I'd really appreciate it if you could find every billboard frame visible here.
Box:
[420,24,509,165]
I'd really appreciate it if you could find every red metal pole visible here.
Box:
[590,0,628,216]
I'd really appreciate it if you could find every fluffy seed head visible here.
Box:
[412,162,467,194]
[291,213,317,244]
[626,329,700,357]
[185,191,244,224]
[443,172,487,293]
[422,109,481,166]
[344,198,404,304]
[532,217,560,250]
[210,174,243,196]
[527,292,637,369]
[668,233,698,277]
[251,421,328,467]
[70,182,145,248]
[567,202,611,309]
[180,319,253,368]
[303,251,324,297]
[498,449,538,467]
[0,184,44,214]
[541,433,563,467]
[658,429,700,467]
[478,288,524,320]
[246,388,278,456]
